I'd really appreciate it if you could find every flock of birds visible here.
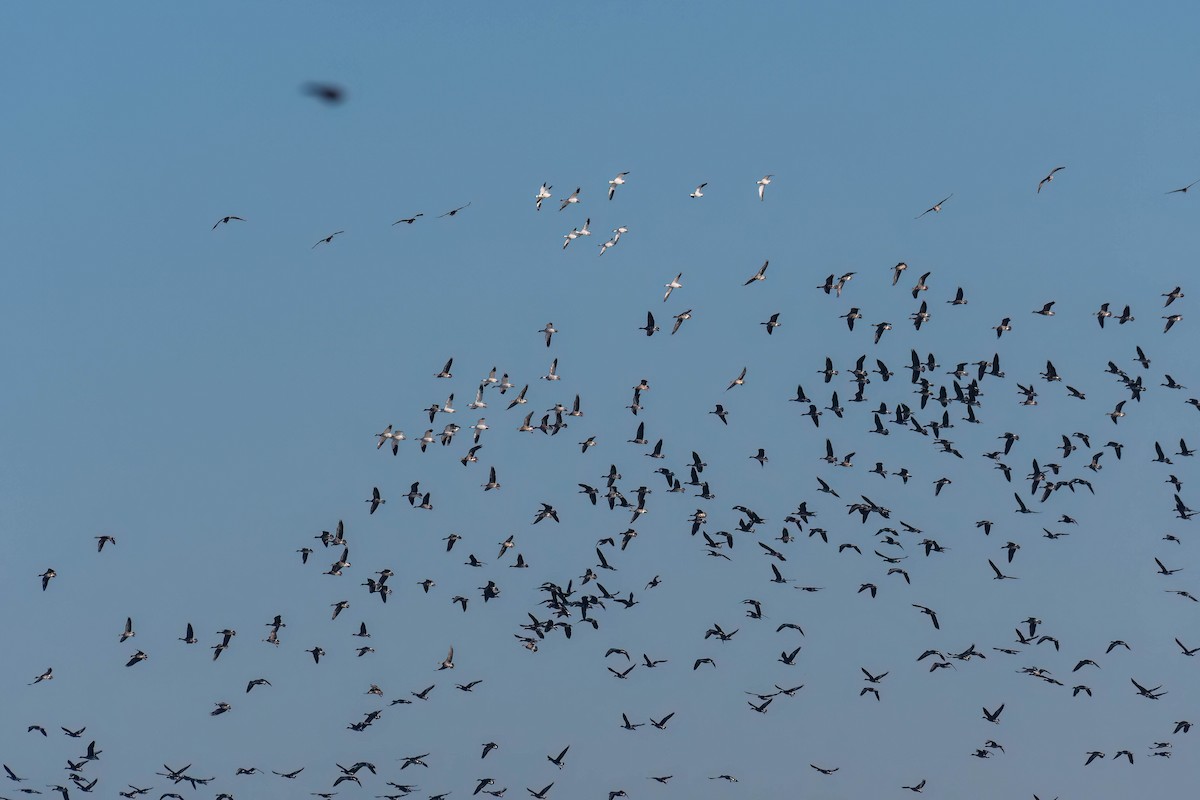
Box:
[12,91,1200,799]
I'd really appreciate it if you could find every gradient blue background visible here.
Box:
[4,3,1200,799]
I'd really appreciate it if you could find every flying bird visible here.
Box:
[1037,166,1065,193]
[916,194,953,218]
[312,231,344,248]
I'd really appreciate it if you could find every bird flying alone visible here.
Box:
[916,194,953,219]
[1037,166,1065,193]
[757,174,773,200]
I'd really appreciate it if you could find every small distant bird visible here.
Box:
[1166,180,1199,195]
[312,231,344,248]
[689,183,707,198]
[916,194,953,218]
[438,646,455,670]
[1037,166,1065,193]
[393,213,424,225]
[757,174,773,201]
[303,83,345,104]
[212,216,244,229]
[535,184,552,211]
[744,261,769,286]
[608,172,629,200]
[439,202,472,218]
[559,188,581,211]
[663,272,683,302]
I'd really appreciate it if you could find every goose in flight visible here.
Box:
[1167,179,1199,195]
[366,486,384,514]
[912,604,940,629]
[727,367,747,390]
[376,425,404,454]
[1033,301,1056,316]
[437,646,455,670]
[392,213,423,225]
[915,194,953,219]
[212,215,244,229]
[689,182,707,198]
[535,184,552,211]
[482,467,501,491]
[1037,166,1065,193]
[663,273,682,302]
[505,385,529,411]
[539,323,557,348]
[757,174,773,201]
[311,231,344,248]
[547,745,569,769]
[911,271,930,299]
[559,187,581,211]
[638,311,659,336]
[438,202,471,218]
[744,260,769,286]
[608,172,629,200]
[671,309,692,335]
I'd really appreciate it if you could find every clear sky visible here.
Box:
[4,3,1200,799]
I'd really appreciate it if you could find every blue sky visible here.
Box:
[4,3,1200,799]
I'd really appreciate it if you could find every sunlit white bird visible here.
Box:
[559,187,581,211]
[663,273,683,302]
[535,183,552,211]
[690,183,707,198]
[608,172,629,200]
[757,174,773,201]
